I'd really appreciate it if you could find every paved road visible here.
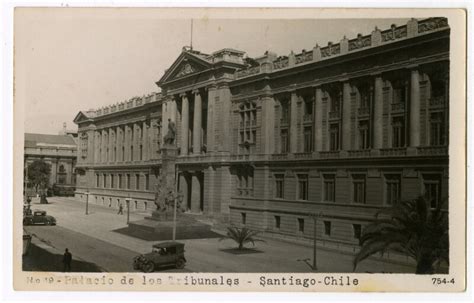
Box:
[24,197,415,273]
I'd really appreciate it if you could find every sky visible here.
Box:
[15,9,408,135]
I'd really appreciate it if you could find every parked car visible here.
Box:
[133,242,186,272]
[23,210,56,226]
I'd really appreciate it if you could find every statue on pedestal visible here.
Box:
[163,118,176,146]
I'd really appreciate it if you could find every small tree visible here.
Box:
[219,226,265,250]
[353,196,449,274]
[27,160,51,194]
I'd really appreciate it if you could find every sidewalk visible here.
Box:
[32,196,416,273]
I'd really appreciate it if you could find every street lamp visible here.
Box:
[172,193,183,241]
[309,211,324,271]
[125,197,131,225]
[85,190,90,215]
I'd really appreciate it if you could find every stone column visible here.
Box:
[179,173,189,210]
[180,93,190,155]
[124,125,130,161]
[262,94,275,154]
[191,173,201,213]
[94,131,100,163]
[206,86,216,153]
[118,126,123,162]
[410,69,420,147]
[193,90,202,154]
[342,82,352,150]
[373,76,384,149]
[290,90,298,153]
[101,129,107,162]
[142,121,148,161]
[314,87,323,151]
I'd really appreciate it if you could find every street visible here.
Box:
[24,196,415,273]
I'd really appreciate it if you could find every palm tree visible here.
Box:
[353,196,449,274]
[219,226,265,250]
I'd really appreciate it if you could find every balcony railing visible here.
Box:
[280,118,289,126]
[328,111,340,120]
[303,114,313,123]
[416,146,448,156]
[357,107,370,117]
[391,102,405,113]
[319,151,340,159]
[380,147,407,156]
[429,96,445,108]
[294,152,313,159]
[348,149,371,158]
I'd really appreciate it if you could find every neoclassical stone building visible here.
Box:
[74,17,449,246]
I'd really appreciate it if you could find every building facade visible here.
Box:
[24,133,77,195]
[74,18,449,247]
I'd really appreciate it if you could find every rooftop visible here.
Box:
[25,133,77,148]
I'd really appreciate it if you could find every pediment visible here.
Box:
[158,51,212,85]
[73,111,93,124]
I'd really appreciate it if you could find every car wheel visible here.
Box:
[175,258,185,269]
[142,261,154,273]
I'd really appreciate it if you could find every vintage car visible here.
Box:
[133,241,186,272]
[23,210,57,226]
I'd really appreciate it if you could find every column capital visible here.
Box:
[406,63,419,70]
[192,89,200,95]
[206,84,217,91]
[179,92,188,98]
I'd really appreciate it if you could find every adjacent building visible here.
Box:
[74,18,449,248]
[24,132,77,196]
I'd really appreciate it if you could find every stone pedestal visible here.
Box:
[150,144,177,220]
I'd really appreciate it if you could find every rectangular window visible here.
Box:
[297,218,304,233]
[135,174,140,190]
[392,117,405,147]
[358,120,370,150]
[304,127,313,152]
[274,216,281,229]
[127,174,131,189]
[329,123,340,151]
[324,221,332,236]
[241,213,246,225]
[130,146,134,161]
[281,102,289,124]
[103,174,107,188]
[423,174,441,208]
[111,174,115,189]
[140,145,143,160]
[392,86,406,104]
[280,129,289,153]
[96,174,99,188]
[352,174,366,204]
[353,224,362,240]
[275,174,285,199]
[323,174,335,202]
[331,94,341,112]
[118,174,122,189]
[121,146,125,162]
[430,112,445,146]
[145,174,149,191]
[385,174,401,205]
[297,174,308,201]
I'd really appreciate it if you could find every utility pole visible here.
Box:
[310,212,324,270]
[126,197,131,224]
[85,189,89,215]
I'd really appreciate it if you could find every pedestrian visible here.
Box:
[63,248,72,272]
[118,203,124,215]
